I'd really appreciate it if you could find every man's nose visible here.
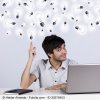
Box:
[62,48,67,54]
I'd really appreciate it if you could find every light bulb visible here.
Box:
[46,24,54,33]
[33,11,46,27]
[95,17,100,26]
[86,0,94,7]
[0,15,4,22]
[51,15,62,26]
[60,0,69,12]
[5,30,12,36]
[49,0,59,13]
[43,10,52,19]
[60,21,69,32]
[49,0,58,7]
[1,0,14,8]
[23,2,33,11]
[67,12,74,21]
[37,28,45,37]
[13,7,24,19]
[3,18,16,29]
[88,21,96,32]
[83,11,94,22]
[75,24,87,35]
[15,28,24,37]
[20,22,26,27]
[24,10,35,23]
[14,0,22,6]
[3,10,11,17]
[71,4,83,15]
[27,28,38,40]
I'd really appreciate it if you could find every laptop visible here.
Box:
[64,64,100,94]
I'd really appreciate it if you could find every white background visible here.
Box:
[0,0,100,89]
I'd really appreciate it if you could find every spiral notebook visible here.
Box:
[4,89,33,95]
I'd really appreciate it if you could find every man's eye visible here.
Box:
[57,48,62,51]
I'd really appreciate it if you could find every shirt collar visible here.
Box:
[61,60,67,70]
[44,59,68,70]
[45,59,52,70]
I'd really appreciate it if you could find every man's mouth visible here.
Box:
[62,55,66,58]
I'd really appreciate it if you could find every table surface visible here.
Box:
[1,89,100,100]
[0,88,66,95]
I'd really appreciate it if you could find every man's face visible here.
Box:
[50,43,67,62]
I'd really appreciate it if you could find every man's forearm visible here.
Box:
[20,58,33,89]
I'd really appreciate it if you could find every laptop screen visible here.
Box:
[67,64,100,94]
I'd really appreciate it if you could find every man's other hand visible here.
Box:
[45,83,67,90]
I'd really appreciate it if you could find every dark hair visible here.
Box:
[42,35,65,58]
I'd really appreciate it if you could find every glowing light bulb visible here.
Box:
[24,11,34,22]
[21,22,26,27]
[27,28,37,40]
[88,22,96,32]
[37,28,45,37]
[71,4,83,15]
[14,0,22,6]
[49,0,58,7]
[52,7,59,13]
[13,7,24,19]
[3,18,16,29]
[0,0,100,39]
[60,21,69,32]
[43,10,52,19]
[83,11,94,22]
[86,0,94,7]
[67,12,74,21]
[15,28,24,37]
[75,24,87,35]
[49,0,59,13]
[60,0,69,12]
[3,10,11,17]
[0,15,4,22]
[23,1,34,11]
[5,30,12,36]
[95,17,100,26]
[2,0,14,8]
[33,11,46,27]
[51,15,62,26]
[46,25,54,33]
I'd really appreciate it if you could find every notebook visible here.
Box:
[4,89,33,95]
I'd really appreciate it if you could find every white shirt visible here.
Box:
[31,59,77,88]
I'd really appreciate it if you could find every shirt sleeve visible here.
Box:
[30,60,40,79]
[31,66,39,79]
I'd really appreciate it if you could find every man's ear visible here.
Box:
[48,53,53,58]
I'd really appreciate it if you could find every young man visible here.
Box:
[20,35,77,90]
